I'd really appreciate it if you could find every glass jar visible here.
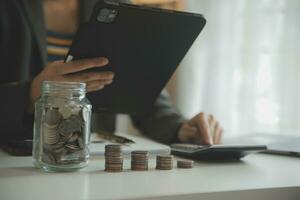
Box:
[33,81,92,172]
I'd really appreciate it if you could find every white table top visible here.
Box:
[0,151,299,200]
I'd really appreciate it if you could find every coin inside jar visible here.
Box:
[57,115,82,138]
[44,107,62,126]
[43,124,60,145]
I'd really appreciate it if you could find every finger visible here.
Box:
[208,114,217,142]
[87,79,112,88]
[183,124,198,142]
[178,124,198,143]
[87,85,105,92]
[188,113,213,145]
[214,122,223,144]
[64,71,114,82]
[103,79,113,85]
[86,80,112,92]
[59,57,109,74]
[184,124,207,144]
[216,129,223,144]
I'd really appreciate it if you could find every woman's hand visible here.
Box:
[177,112,223,145]
[29,57,113,111]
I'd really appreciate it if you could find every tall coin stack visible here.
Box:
[131,151,149,171]
[156,155,174,170]
[105,145,123,172]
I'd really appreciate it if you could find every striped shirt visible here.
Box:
[46,31,73,62]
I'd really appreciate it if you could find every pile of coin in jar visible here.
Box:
[42,105,89,166]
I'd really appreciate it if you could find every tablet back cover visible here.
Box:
[68,0,206,115]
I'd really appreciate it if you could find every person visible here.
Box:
[0,0,222,146]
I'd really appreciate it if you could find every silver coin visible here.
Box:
[59,134,72,143]
[66,144,80,150]
[57,115,82,137]
[78,137,84,149]
[44,123,59,129]
[50,143,66,154]
[68,115,82,126]
[67,133,79,143]
[42,152,56,165]
[43,125,60,145]
[59,105,73,119]
[66,140,80,150]
[45,107,62,126]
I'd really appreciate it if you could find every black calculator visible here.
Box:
[171,144,267,160]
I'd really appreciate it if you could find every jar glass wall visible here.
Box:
[33,81,92,172]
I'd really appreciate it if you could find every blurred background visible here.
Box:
[118,0,300,138]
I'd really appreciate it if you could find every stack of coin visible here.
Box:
[177,160,194,169]
[156,155,174,170]
[131,151,149,171]
[43,124,60,145]
[43,107,61,145]
[105,145,123,172]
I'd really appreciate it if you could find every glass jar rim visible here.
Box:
[42,81,87,94]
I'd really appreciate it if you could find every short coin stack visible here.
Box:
[105,145,123,172]
[177,160,194,169]
[156,155,174,170]
[131,151,149,171]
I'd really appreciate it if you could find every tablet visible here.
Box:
[67,0,206,114]
[171,144,267,160]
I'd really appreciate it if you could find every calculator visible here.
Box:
[171,144,267,160]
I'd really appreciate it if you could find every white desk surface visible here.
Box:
[0,151,299,200]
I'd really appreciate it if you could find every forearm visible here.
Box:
[131,90,187,144]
